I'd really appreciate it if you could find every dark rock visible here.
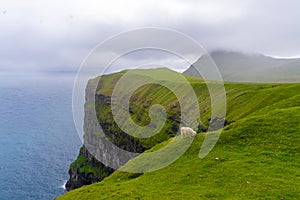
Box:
[208,118,230,131]
[198,118,231,133]
[65,146,114,191]
[197,125,207,132]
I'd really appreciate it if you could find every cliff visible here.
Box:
[65,69,184,191]
[66,80,146,191]
[58,69,300,199]
[65,146,114,191]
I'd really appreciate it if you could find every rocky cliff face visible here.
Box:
[65,146,114,191]
[65,77,149,191]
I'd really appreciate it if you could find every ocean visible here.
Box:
[0,72,82,200]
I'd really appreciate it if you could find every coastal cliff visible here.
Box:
[65,146,114,191]
[65,70,183,191]
[66,76,147,191]
[58,69,300,199]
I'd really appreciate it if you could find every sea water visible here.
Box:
[0,72,82,200]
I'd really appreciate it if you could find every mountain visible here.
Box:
[57,68,299,199]
[183,51,300,82]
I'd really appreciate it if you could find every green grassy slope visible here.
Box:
[59,69,300,199]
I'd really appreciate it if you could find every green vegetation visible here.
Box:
[58,68,300,199]
[70,147,109,178]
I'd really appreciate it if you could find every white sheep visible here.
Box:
[180,127,197,138]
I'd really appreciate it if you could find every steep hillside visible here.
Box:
[60,68,300,199]
[66,68,203,190]
[184,51,300,82]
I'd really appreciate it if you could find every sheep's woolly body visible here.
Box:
[180,127,197,137]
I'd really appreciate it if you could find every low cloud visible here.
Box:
[1,0,300,72]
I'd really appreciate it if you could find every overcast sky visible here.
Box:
[1,0,300,73]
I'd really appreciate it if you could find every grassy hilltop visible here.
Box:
[58,68,299,199]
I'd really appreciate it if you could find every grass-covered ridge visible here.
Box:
[59,68,300,199]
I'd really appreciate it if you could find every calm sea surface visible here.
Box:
[0,72,82,200]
